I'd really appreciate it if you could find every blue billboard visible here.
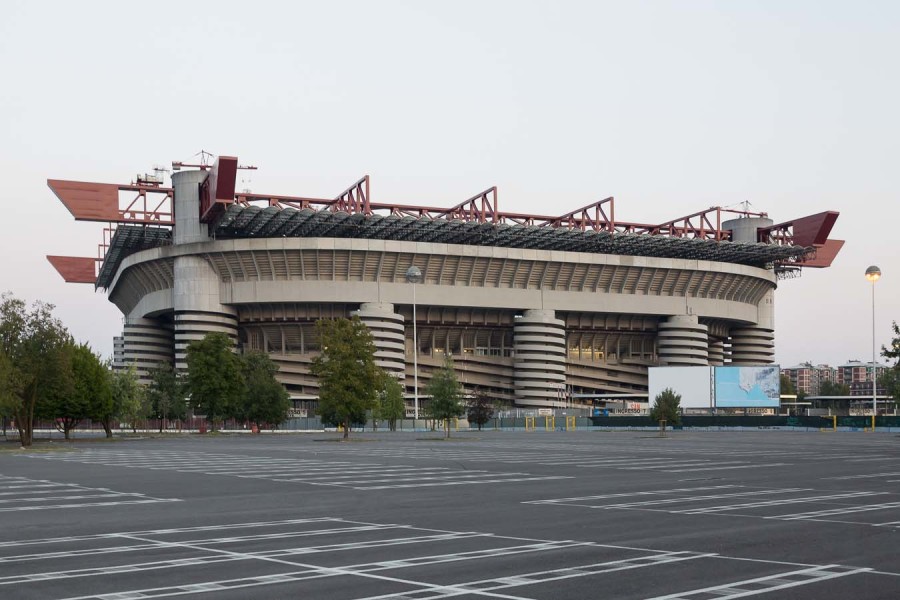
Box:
[714,366,780,408]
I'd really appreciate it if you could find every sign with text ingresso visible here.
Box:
[649,365,781,409]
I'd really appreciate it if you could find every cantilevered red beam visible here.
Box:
[801,239,844,268]
[759,211,839,247]
[46,256,96,284]
[48,180,174,225]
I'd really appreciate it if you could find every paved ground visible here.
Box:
[1,430,898,599]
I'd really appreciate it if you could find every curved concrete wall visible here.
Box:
[122,317,173,383]
[106,236,779,407]
[657,315,709,366]
[514,310,567,407]
[352,302,406,380]
[110,238,776,326]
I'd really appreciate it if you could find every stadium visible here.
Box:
[47,155,843,412]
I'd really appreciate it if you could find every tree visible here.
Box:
[147,362,184,432]
[185,332,243,432]
[117,368,146,433]
[878,369,900,412]
[426,357,464,438]
[466,388,495,431]
[881,321,900,366]
[310,316,380,440]
[376,374,406,432]
[34,342,81,439]
[55,344,110,440]
[780,374,796,397]
[650,388,681,427]
[85,359,118,439]
[239,351,291,430]
[0,293,73,447]
[112,365,146,434]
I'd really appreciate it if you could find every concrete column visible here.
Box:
[657,315,709,366]
[122,317,174,385]
[514,309,566,408]
[352,302,406,380]
[707,338,725,366]
[172,169,211,245]
[729,326,775,364]
[722,216,774,243]
[730,290,775,365]
[173,255,238,372]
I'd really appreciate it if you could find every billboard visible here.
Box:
[713,366,780,408]
[648,367,713,409]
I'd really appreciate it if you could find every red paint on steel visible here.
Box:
[47,180,122,222]
[46,256,96,283]
[48,179,174,225]
[800,239,844,268]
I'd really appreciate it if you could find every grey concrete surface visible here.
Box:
[1,431,898,599]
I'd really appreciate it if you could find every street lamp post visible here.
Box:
[865,265,881,427]
[405,266,422,421]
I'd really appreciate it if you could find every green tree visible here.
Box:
[425,357,464,438]
[57,344,111,440]
[649,388,681,427]
[0,293,73,447]
[86,359,118,438]
[878,369,900,412]
[147,362,184,432]
[113,369,150,433]
[239,351,291,430]
[185,332,242,432]
[881,321,900,366]
[115,365,148,432]
[780,374,796,397]
[466,388,495,431]
[310,316,380,440]
[34,342,81,439]
[376,374,406,432]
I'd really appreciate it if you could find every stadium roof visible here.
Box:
[94,207,809,289]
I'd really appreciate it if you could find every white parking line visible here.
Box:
[643,564,870,599]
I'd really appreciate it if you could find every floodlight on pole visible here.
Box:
[405,265,422,421]
[865,265,881,427]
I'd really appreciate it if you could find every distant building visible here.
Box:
[838,360,889,396]
[783,360,888,397]
[781,362,835,396]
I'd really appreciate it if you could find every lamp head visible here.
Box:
[865,265,882,282]
[405,265,422,284]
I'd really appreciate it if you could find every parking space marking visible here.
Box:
[644,565,869,599]
[0,516,879,600]
[826,471,900,480]
[276,444,806,474]
[0,475,178,512]
[21,450,570,489]
[526,485,900,528]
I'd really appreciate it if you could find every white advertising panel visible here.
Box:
[648,367,713,409]
[713,366,781,408]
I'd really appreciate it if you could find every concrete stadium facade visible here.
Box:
[49,163,841,411]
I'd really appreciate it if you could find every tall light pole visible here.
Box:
[405,265,422,421]
[865,265,881,426]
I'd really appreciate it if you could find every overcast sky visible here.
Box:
[1,0,897,368]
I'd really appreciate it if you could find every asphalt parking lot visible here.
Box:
[1,430,898,599]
